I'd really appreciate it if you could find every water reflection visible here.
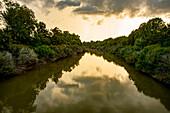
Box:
[0,53,84,113]
[33,53,170,113]
[89,50,170,111]
[0,53,170,113]
[34,76,168,113]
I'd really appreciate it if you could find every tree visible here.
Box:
[35,21,52,45]
[50,27,63,45]
[1,0,37,45]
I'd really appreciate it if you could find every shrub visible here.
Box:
[50,45,60,57]
[58,45,69,57]
[10,44,27,57]
[71,45,83,53]
[0,51,15,76]
[34,45,56,59]
[134,38,147,48]
[17,46,38,65]
[64,46,74,56]
[9,44,38,65]
[136,45,170,79]
[50,45,68,58]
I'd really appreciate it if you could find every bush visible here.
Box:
[0,51,15,76]
[136,45,170,80]
[50,45,60,57]
[71,45,83,53]
[134,38,147,48]
[34,45,56,59]
[10,44,27,57]
[121,46,141,64]
[64,46,74,56]
[58,45,70,57]
[9,44,38,65]
[17,46,38,65]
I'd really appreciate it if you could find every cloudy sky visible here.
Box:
[18,0,170,41]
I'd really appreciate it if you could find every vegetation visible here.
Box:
[0,0,169,86]
[84,18,170,85]
[0,0,83,79]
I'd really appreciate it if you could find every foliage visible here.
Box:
[0,51,14,76]
[0,0,82,48]
[0,0,83,78]
[1,44,38,66]
[136,45,170,79]
[83,17,170,84]
[17,46,38,65]
[34,45,56,59]
[33,44,83,61]
[1,0,37,45]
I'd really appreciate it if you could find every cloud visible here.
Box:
[18,0,170,18]
[72,0,143,17]
[143,0,170,17]
[82,15,90,21]
[165,14,170,18]
[18,0,56,15]
[97,19,104,25]
[44,0,55,7]
[73,5,104,15]
[19,0,55,7]
[56,0,81,10]
[73,0,170,18]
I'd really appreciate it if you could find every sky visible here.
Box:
[17,0,170,41]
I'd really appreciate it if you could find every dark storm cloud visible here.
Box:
[143,0,170,17]
[72,0,143,17]
[73,0,170,18]
[73,5,104,15]
[18,0,170,18]
[19,0,55,6]
[56,0,81,10]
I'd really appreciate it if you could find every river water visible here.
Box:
[0,52,170,113]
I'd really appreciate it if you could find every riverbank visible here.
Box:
[84,45,170,85]
[86,49,170,87]
[0,44,84,80]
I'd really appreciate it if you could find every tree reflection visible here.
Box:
[0,53,84,113]
[89,50,170,111]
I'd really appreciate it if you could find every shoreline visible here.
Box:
[0,50,84,81]
[85,49,170,87]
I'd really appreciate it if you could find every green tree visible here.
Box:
[35,21,52,45]
[1,0,37,45]
[50,27,64,45]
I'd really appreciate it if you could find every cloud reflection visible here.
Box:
[34,75,168,113]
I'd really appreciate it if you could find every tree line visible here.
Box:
[83,17,170,85]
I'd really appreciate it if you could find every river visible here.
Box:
[0,52,170,113]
